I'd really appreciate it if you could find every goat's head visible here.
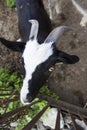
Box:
[0,20,79,105]
[20,20,79,105]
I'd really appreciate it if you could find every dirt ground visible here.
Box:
[0,0,87,107]
[0,0,22,73]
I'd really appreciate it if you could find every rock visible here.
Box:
[75,119,87,130]
[10,121,18,128]
[41,108,64,129]
[48,0,87,107]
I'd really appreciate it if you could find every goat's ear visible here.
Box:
[55,50,79,64]
[0,38,25,52]
[44,26,72,43]
[29,20,39,40]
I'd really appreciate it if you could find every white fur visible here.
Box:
[20,78,30,105]
[20,40,53,105]
[71,0,87,26]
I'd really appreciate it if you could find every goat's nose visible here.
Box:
[21,98,30,105]
[27,94,33,102]
[20,95,31,105]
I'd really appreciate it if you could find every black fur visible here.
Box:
[0,38,25,52]
[16,0,52,43]
[0,0,52,51]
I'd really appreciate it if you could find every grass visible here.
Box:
[0,67,58,129]
[5,0,16,8]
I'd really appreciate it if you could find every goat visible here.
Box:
[0,0,79,105]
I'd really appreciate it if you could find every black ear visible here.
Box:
[0,38,25,52]
[54,50,79,64]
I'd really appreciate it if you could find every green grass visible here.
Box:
[0,67,23,92]
[6,0,16,8]
[0,67,58,129]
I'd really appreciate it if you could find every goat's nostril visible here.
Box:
[20,97,30,105]
[27,95,33,102]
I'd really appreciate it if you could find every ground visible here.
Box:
[0,0,22,73]
[0,0,87,107]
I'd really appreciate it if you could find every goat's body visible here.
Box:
[16,0,52,43]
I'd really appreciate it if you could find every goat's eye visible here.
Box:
[49,67,54,72]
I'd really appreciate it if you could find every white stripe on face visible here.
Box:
[20,39,53,104]
[20,79,30,105]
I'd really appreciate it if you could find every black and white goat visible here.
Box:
[0,0,79,105]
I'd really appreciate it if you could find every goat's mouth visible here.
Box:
[20,94,33,105]
[27,94,33,103]
[20,98,30,105]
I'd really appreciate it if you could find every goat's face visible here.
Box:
[20,39,53,104]
[20,20,79,105]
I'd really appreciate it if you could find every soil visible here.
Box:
[0,0,22,73]
[0,0,87,107]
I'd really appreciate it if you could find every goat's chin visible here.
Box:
[23,102,30,106]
